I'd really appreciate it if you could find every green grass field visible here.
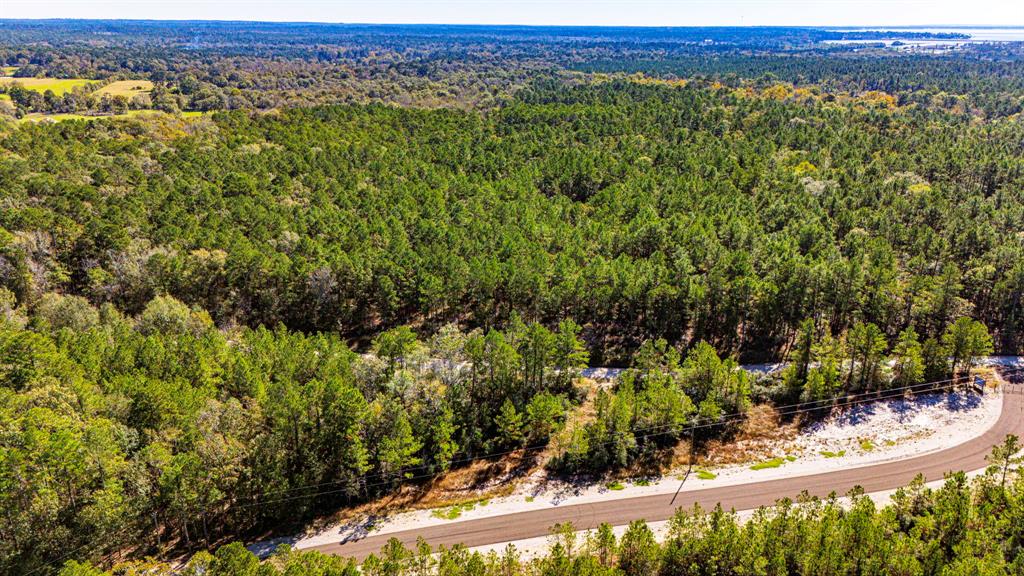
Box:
[0,77,97,95]
[430,498,490,520]
[17,110,209,124]
[95,80,154,98]
[18,111,134,123]
[18,113,95,122]
[0,66,18,76]
[751,457,786,470]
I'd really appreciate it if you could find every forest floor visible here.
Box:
[252,372,1004,557]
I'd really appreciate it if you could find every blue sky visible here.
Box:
[2,0,1021,26]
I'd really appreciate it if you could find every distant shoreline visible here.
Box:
[0,19,1021,30]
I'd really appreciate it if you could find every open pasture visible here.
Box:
[0,77,97,95]
[94,79,154,97]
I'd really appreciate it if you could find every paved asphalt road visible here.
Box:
[309,379,1024,560]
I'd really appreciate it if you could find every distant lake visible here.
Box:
[824,27,1024,46]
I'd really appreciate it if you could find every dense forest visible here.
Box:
[0,288,995,574]
[2,20,1024,576]
[1,81,1022,360]
[55,453,1024,576]
[0,292,591,573]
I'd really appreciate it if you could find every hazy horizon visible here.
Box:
[2,19,1024,28]
[3,1,1022,28]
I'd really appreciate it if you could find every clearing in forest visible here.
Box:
[95,79,155,97]
[16,110,210,124]
[0,77,96,94]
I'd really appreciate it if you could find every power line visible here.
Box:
[192,365,1021,512]
[228,366,1023,509]
[20,365,1020,575]
[21,524,139,576]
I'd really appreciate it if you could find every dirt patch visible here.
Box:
[702,404,801,465]
[298,379,604,537]
[273,373,1004,555]
[306,450,541,533]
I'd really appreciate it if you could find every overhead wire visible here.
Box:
[20,363,1021,575]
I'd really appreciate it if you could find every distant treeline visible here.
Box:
[0,21,1019,116]
[578,55,1024,119]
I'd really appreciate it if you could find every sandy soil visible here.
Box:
[460,470,987,560]
[283,386,1001,553]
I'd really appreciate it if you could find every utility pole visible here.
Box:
[671,421,697,506]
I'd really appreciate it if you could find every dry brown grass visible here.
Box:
[301,391,816,534]
[641,439,694,472]
[95,80,154,97]
[305,378,606,531]
[546,377,602,459]
[974,366,1003,388]
[703,404,801,466]
[305,449,540,533]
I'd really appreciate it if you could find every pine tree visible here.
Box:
[618,520,659,576]
[943,317,994,378]
[891,327,924,388]
[377,410,422,482]
[986,435,1023,489]
[495,399,525,448]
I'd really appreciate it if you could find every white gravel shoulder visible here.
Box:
[463,471,987,560]
[288,387,1001,552]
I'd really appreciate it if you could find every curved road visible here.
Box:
[310,380,1024,560]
